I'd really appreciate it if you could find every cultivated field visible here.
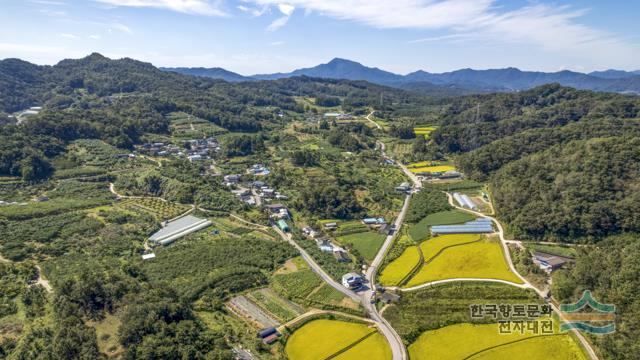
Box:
[117,198,190,220]
[246,288,304,323]
[285,319,390,360]
[406,237,522,287]
[333,332,392,360]
[378,246,421,286]
[408,322,586,360]
[337,231,386,262]
[413,127,437,137]
[409,165,456,174]
[408,210,476,241]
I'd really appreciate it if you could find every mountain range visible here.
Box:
[163,58,640,95]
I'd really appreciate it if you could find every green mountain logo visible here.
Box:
[560,291,615,334]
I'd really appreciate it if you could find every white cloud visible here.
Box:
[269,40,285,46]
[93,0,227,16]
[237,4,268,17]
[60,33,78,39]
[89,34,102,39]
[247,0,640,62]
[267,3,294,31]
[111,22,133,34]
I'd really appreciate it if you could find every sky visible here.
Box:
[1,0,639,75]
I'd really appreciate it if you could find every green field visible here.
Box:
[337,231,386,262]
[118,198,190,220]
[408,211,476,241]
[408,323,585,360]
[406,237,522,287]
[379,246,421,286]
[285,319,390,360]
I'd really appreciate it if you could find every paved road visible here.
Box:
[362,194,411,360]
[272,226,360,302]
[446,193,599,360]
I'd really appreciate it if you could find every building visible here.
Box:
[439,171,461,179]
[324,222,338,230]
[187,154,202,162]
[149,215,212,246]
[453,192,477,210]
[257,327,277,339]
[141,253,156,260]
[431,218,493,235]
[265,204,286,213]
[341,273,363,289]
[277,219,290,232]
[333,250,351,262]
[363,217,386,225]
[532,251,571,272]
[395,182,411,193]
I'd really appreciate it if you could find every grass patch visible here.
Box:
[88,313,123,357]
[379,246,421,286]
[406,237,522,287]
[285,319,387,360]
[337,231,386,262]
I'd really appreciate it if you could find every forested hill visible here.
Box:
[0,53,419,181]
[432,84,640,241]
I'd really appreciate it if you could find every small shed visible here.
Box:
[277,220,290,232]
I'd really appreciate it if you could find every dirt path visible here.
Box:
[35,265,53,293]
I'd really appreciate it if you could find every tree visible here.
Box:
[19,152,53,181]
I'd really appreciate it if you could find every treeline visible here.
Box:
[491,137,640,241]
[552,235,640,360]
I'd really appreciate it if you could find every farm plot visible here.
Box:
[409,165,456,174]
[378,246,421,286]
[413,127,437,137]
[337,231,386,262]
[228,295,280,328]
[406,237,522,287]
[408,322,585,360]
[408,210,476,241]
[285,319,390,360]
[246,288,304,323]
[167,112,227,138]
[118,198,190,220]
[271,265,360,312]
[333,332,392,360]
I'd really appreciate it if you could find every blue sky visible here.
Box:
[1,0,639,74]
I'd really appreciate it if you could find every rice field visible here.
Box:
[408,322,586,360]
[409,165,456,174]
[406,237,523,287]
[378,246,421,286]
[413,127,437,136]
[285,320,390,360]
[333,332,392,360]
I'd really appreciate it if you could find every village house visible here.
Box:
[341,273,363,289]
